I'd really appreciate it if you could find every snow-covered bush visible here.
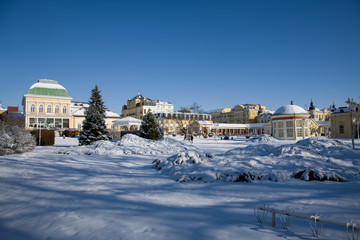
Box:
[0,122,35,156]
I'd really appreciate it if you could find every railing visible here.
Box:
[255,204,359,239]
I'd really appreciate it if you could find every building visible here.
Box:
[271,102,311,140]
[210,104,266,124]
[209,108,232,123]
[307,100,332,121]
[122,93,174,119]
[229,104,266,123]
[256,110,274,123]
[153,111,212,135]
[22,79,73,129]
[330,101,360,139]
[71,102,120,130]
[23,80,120,131]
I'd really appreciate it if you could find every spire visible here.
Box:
[290,100,293,105]
[309,99,315,111]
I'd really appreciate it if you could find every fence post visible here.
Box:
[272,211,276,227]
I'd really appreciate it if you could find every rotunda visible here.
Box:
[271,101,310,140]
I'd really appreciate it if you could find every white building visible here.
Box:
[271,102,310,140]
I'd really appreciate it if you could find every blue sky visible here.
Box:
[1,0,359,114]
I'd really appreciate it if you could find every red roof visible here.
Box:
[7,106,19,113]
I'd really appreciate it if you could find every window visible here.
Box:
[296,120,302,127]
[278,121,284,128]
[47,105,52,113]
[286,121,293,127]
[30,104,35,113]
[62,106,67,114]
[340,125,344,134]
[296,129,302,137]
[39,105,44,113]
[63,119,69,128]
[55,105,59,113]
[279,129,284,138]
[286,129,294,137]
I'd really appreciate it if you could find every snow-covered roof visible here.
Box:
[213,123,267,128]
[196,121,212,125]
[113,116,142,126]
[72,107,120,118]
[316,121,331,127]
[333,107,350,113]
[27,79,70,97]
[274,104,308,115]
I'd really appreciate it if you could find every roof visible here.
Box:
[333,107,350,113]
[72,107,120,118]
[113,116,142,126]
[27,79,70,97]
[316,121,331,127]
[274,104,308,115]
[196,121,212,125]
[213,123,267,128]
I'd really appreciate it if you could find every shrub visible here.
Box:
[0,122,36,156]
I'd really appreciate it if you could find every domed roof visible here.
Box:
[27,79,70,97]
[274,104,308,115]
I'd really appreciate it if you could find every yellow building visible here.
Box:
[230,104,266,123]
[154,112,212,135]
[22,79,73,129]
[210,108,231,123]
[331,104,360,139]
[71,102,120,130]
[122,93,174,119]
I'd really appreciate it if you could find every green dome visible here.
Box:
[28,79,70,97]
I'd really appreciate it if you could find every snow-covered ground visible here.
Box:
[0,135,360,240]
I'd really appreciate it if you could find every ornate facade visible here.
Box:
[122,93,174,119]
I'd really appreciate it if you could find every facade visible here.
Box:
[23,80,120,130]
[153,112,212,134]
[122,93,174,119]
[22,79,73,129]
[330,103,360,139]
[256,111,274,123]
[210,105,266,124]
[212,123,267,136]
[71,104,120,131]
[308,100,332,121]
[229,104,266,123]
[209,108,232,123]
[271,102,311,140]
[113,116,142,131]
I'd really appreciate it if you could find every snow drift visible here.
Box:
[60,134,198,156]
[153,137,360,183]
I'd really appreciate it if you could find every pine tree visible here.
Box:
[79,85,112,145]
[139,111,163,140]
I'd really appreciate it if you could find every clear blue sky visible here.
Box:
[1,0,359,114]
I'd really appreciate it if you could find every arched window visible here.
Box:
[39,105,44,113]
[340,125,344,134]
[30,104,35,113]
[63,106,67,114]
[55,105,59,113]
[47,105,52,113]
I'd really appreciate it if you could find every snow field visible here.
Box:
[0,135,359,239]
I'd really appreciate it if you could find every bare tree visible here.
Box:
[189,102,204,113]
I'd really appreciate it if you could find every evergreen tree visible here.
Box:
[139,111,163,140]
[79,85,112,145]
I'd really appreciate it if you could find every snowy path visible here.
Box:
[0,137,360,239]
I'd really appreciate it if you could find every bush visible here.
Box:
[0,122,36,156]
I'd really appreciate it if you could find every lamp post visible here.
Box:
[345,97,356,149]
